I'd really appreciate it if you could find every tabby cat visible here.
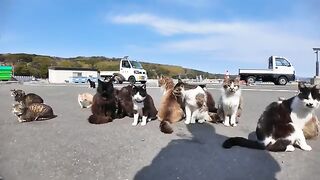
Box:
[12,103,56,122]
[11,89,44,106]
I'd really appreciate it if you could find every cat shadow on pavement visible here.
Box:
[134,123,280,180]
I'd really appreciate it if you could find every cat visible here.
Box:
[131,84,158,126]
[11,89,44,107]
[172,80,214,124]
[87,79,96,88]
[12,103,57,122]
[116,85,134,118]
[223,82,320,152]
[158,75,175,94]
[88,78,117,124]
[157,77,185,134]
[278,97,319,139]
[216,76,243,127]
[78,93,93,108]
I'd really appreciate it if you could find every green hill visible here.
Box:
[0,53,223,79]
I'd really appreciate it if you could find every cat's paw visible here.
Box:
[301,144,312,151]
[132,122,138,126]
[285,145,295,152]
[230,123,237,127]
[184,120,191,124]
[141,121,147,126]
[198,119,205,123]
[223,121,230,126]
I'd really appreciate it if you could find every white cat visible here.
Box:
[217,76,242,127]
[173,80,212,124]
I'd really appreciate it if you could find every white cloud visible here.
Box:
[110,13,252,36]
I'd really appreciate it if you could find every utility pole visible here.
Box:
[312,48,320,84]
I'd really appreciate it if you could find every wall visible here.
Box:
[48,69,98,83]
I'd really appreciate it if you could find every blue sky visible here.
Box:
[0,0,319,77]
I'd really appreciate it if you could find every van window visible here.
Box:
[122,60,131,68]
[275,58,290,66]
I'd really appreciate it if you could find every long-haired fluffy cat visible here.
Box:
[223,82,320,152]
[11,89,44,106]
[158,75,175,94]
[116,85,134,118]
[131,84,158,126]
[78,93,93,108]
[157,77,185,134]
[12,103,57,122]
[217,76,242,127]
[172,80,214,124]
[88,78,117,124]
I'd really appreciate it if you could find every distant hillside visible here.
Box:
[0,53,223,79]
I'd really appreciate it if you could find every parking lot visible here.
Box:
[1,82,320,180]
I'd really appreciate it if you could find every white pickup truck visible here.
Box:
[99,56,148,84]
[239,56,295,85]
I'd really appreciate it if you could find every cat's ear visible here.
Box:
[313,84,320,90]
[142,84,146,90]
[178,78,183,83]
[98,79,103,84]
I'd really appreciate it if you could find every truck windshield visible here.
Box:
[130,61,143,69]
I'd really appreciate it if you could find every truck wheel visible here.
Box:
[128,76,136,84]
[277,76,288,85]
[246,76,255,85]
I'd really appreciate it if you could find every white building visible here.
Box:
[48,67,98,83]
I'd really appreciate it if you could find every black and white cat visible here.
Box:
[223,82,320,152]
[131,84,157,126]
[217,77,242,127]
[173,80,213,124]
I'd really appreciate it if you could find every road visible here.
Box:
[0,82,319,180]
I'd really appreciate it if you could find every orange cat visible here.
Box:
[78,93,93,108]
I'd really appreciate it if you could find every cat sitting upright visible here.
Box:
[158,75,175,95]
[11,89,44,107]
[217,76,243,127]
[88,78,117,124]
[223,82,320,152]
[157,77,185,134]
[116,85,134,118]
[131,84,158,126]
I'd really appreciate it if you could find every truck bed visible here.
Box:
[239,69,274,74]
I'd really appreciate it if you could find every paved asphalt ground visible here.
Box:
[1,82,320,180]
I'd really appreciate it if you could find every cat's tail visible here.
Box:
[160,121,173,134]
[223,137,265,150]
[88,115,112,124]
[36,115,57,121]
